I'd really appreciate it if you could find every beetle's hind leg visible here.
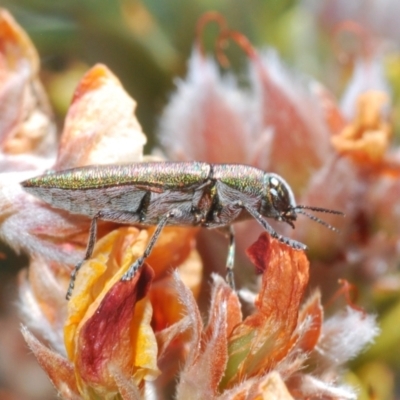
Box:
[217,225,236,290]
[66,212,100,300]
[66,209,143,300]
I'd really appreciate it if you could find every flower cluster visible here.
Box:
[1,7,398,399]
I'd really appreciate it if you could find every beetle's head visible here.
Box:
[262,173,297,228]
[262,173,344,230]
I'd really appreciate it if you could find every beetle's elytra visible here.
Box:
[21,161,343,299]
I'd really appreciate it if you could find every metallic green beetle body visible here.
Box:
[22,162,341,299]
[22,162,296,229]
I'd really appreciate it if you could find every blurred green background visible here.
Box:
[2,0,400,146]
[0,0,345,150]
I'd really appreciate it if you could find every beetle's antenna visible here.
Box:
[293,205,345,216]
[296,209,340,232]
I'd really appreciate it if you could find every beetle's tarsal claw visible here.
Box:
[66,261,83,300]
[281,237,307,251]
[121,258,142,281]
[226,269,236,290]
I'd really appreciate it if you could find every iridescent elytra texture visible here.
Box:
[22,162,211,190]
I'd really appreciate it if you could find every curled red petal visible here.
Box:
[76,264,154,389]
[224,235,309,386]
[246,232,272,274]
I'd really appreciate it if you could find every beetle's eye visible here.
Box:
[269,178,290,211]
[264,173,297,216]
[269,176,280,188]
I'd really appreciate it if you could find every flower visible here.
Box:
[158,15,400,282]
[156,14,399,396]
[22,225,201,398]
[170,235,379,399]
[21,228,159,399]
[0,10,200,398]
[1,59,147,267]
[0,9,55,162]
[65,228,159,397]
[308,0,400,44]
[0,8,395,399]
[331,91,391,165]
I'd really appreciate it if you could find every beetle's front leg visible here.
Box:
[236,201,307,250]
[121,210,175,281]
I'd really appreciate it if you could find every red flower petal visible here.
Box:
[75,264,156,392]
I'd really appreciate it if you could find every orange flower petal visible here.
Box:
[146,226,198,279]
[249,235,309,318]
[150,248,203,331]
[244,231,272,274]
[0,9,55,155]
[222,234,309,387]
[55,64,146,170]
[331,91,391,164]
[297,290,323,353]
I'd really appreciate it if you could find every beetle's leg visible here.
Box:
[216,225,236,289]
[121,211,174,281]
[238,202,307,250]
[219,225,236,290]
[66,212,100,300]
[66,209,144,300]
[226,225,236,289]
